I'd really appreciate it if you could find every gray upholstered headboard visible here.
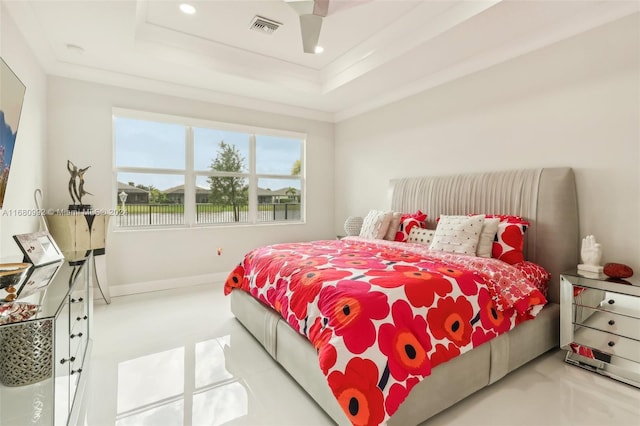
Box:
[390,168,579,303]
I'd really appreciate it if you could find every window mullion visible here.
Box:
[248,134,257,223]
[185,127,195,225]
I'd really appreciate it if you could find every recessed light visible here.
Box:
[314,45,324,54]
[179,3,196,15]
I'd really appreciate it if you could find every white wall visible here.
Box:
[335,14,640,271]
[0,4,48,258]
[46,77,334,293]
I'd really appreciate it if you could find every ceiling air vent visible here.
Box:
[249,15,282,35]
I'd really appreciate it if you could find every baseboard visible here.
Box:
[102,272,228,298]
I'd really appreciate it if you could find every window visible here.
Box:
[113,109,305,228]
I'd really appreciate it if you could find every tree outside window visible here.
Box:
[207,141,248,222]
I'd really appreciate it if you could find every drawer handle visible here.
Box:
[607,299,615,305]
[608,341,615,347]
[70,297,84,303]
[70,368,83,375]
[60,356,76,364]
[608,320,615,326]
[76,315,88,321]
[70,332,84,339]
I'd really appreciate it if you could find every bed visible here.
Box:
[225,167,579,425]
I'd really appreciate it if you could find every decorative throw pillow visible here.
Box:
[394,210,427,242]
[359,210,393,239]
[487,215,529,265]
[429,214,485,255]
[343,216,364,236]
[514,261,551,297]
[384,212,403,240]
[476,217,500,258]
[407,228,435,245]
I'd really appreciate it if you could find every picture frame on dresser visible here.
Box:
[13,231,64,266]
[16,260,63,299]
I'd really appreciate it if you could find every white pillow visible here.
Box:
[359,210,393,239]
[476,217,500,258]
[408,227,435,245]
[429,214,485,255]
[384,212,403,240]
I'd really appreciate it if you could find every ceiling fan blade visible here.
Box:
[285,0,330,53]
[300,14,323,53]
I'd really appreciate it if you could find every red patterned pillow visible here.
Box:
[486,215,529,265]
[514,261,551,297]
[394,210,427,242]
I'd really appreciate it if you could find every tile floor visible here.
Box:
[85,283,640,426]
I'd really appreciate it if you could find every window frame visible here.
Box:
[112,108,306,229]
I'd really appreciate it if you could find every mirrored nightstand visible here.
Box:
[560,270,640,388]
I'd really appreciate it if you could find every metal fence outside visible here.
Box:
[117,203,301,227]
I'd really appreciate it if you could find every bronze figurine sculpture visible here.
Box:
[67,160,92,211]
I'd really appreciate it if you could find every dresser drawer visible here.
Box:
[70,307,89,336]
[573,306,640,340]
[70,319,87,358]
[573,325,640,363]
[69,295,87,321]
[70,337,87,374]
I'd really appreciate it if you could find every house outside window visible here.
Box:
[113,109,305,228]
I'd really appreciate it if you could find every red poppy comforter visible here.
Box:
[224,237,546,426]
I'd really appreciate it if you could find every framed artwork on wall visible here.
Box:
[13,231,64,267]
[0,56,27,208]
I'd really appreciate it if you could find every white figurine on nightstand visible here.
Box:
[578,234,604,273]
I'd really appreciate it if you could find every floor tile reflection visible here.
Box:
[115,399,184,426]
[195,337,233,388]
[192,381,248,426]
[117,347,185,414]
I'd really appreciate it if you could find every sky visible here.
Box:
[114,117,302,192]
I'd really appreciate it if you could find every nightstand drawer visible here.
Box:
[574,288,640,318]
[573,326,640,363]
[573,306,640,340]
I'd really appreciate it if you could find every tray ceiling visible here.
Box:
[4,0,638,121]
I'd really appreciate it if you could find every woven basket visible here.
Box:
[0,320,53,386]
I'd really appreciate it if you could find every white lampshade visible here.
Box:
[344,216,363,236]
